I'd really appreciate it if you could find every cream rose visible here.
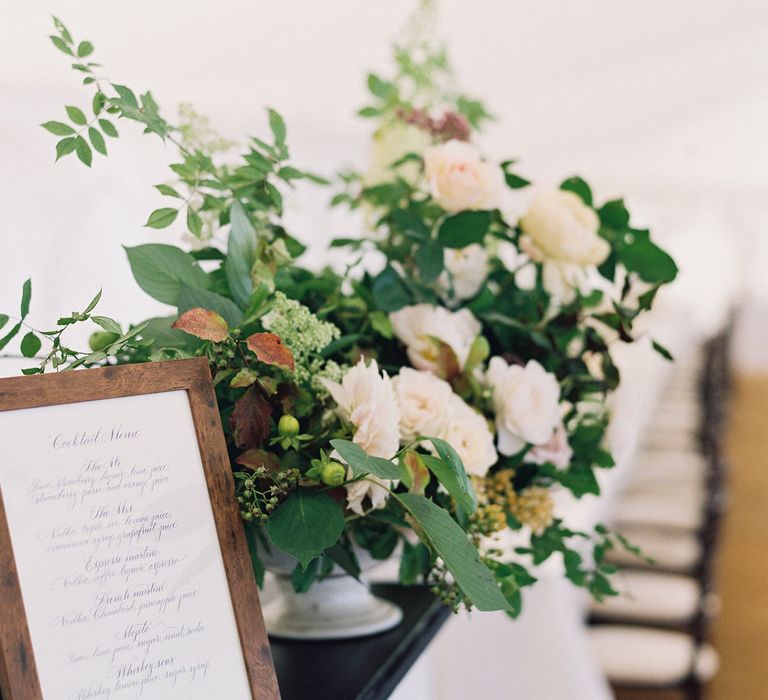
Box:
[520,190,610,266]
[439,399,498,477]
[438,243,489,301]
[322,358,401,514]
[486,357,562,455]
[393,368,455,443]
[424,140,503,213]
[389,304,481,376]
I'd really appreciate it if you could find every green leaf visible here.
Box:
[177,284,244,328]
[186,208,203,237]
[49,35,73,56]
[124,244,209,305]
[399,540,429,585]
[437,210,492,249]
[55,137,78,160]
[357,106,380,118]
[395,493,509,612]
[329,439,400,480]
[88,127,107,155]
[224,201,260,308]
[20,332,41,358]
[20,279,32,319]
[265,489,345,569]
[65,105,87,125]
[91,316,122,335]
[366,73,394,100]
[371,266,411,312]
[560,176,593,206]
[137,315,198,350]
[268,108,287,149]
[112,84,138,108]
[0,322,22,352]
[419,454,477,516]
[414,240,444,283]
[75,136,92,167]
[99,118,118,138]
[92,92,105,116]
[617,229,678,283]
[154,184,180,199]
[0,314,8,331]
[652,340,674,361]
[291,558,319,592]
[369,310,393,339]
[145,207,179,229]
[77,40,94,58]
[598,199,630,229]
[83,289,103,314]
[41,121,75,136]
[501,162,531,190]
[325,540,361,580]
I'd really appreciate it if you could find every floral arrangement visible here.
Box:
[1,10,676,616]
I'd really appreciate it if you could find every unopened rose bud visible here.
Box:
[278,414,300,437]
[320,461,346,487]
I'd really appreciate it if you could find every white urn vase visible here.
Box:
[259,544,403,640]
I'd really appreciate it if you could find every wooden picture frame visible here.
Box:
[0,358,279,700]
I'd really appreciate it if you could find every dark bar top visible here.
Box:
[270,585,451,700]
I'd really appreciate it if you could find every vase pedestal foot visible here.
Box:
[263,573,403,640]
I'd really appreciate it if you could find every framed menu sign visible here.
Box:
[0,359,279,700]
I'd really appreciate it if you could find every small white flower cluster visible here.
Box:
[262,292,341,383]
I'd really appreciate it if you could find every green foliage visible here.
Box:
[437,210,492,248]
[124,244,209,305]
[330,439,401,480]
[265,489,346,568]
[395,493,508,611]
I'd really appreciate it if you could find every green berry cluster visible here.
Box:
[235,466,300,524]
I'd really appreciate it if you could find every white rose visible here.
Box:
[520,190,610,266]
[439,399,497,477]
[527,421,573,469]
[393,368,455,443]
[364,122,432,187]
[438,244,489,301]
[486,357,562,456]
[424,140,503,213]
[389,304,481,376]
[322,358,401,515]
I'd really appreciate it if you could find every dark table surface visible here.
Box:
[270,585,451,700]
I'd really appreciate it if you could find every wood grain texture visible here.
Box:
[0,359,279,700]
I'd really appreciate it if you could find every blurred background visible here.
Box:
[1,2,766,698]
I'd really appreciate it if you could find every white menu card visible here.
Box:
[0,389,252,699]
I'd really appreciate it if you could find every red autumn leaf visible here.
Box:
[229,387,272,449]
[172,308,229,342]
[235,448,281,473]
[245,332,295,371]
